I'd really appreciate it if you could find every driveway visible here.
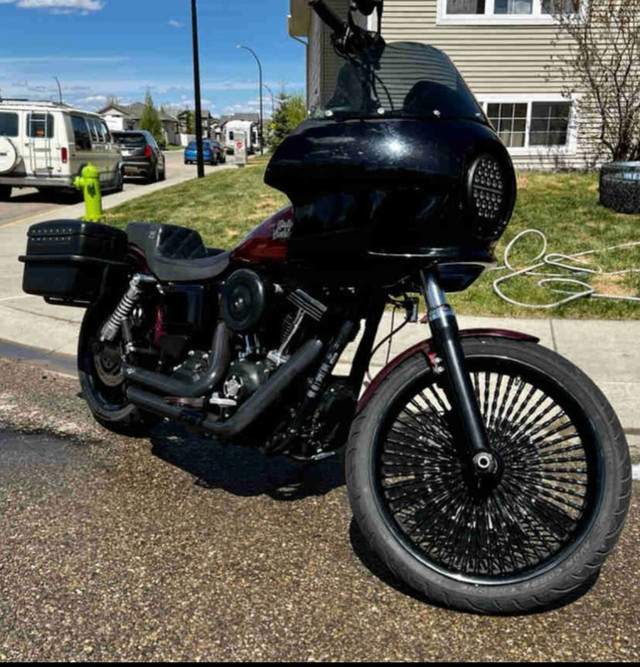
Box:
[0,357,639,662]
[0,151,223,227]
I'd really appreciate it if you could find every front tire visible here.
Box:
[346,337,631,614]
[78,300,157,437]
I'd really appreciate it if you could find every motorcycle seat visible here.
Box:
[126,222,230,282]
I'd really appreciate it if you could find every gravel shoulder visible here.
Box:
[0,357,638,661]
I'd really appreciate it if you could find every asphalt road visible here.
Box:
[0,357,638,661]
[0,151,216,227]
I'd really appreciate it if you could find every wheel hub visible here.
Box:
[92,341,124,388]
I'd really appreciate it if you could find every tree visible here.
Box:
[550,0,640,162]
[139,89,165,146]
[267,91,307,151]
[185,110,196,135]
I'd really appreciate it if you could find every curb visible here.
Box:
[0,338,638,440]
[0,338,76,378]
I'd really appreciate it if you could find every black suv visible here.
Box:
[112,130,166,183]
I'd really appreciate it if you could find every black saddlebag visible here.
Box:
[19,220,129,305]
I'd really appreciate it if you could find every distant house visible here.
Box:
[98,102,179,145]
[177,108,214,139]
[287,0,608,170]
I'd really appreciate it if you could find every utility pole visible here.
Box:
[191,0,205,178]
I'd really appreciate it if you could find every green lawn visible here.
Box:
[104,164,640,320]
[105,158,288,249]
[450,172,640,319]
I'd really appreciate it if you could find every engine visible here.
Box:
[208,269,329,414]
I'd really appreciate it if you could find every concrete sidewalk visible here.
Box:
[0,201,637,435]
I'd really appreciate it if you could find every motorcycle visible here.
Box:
[19,0,631,614]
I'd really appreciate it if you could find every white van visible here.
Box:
[0,99,123,201]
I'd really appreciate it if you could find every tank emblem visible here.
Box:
[273,219,293,240]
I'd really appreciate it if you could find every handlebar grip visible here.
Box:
[308,0,348,34]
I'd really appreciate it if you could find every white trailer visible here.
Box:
[222,119,259,155]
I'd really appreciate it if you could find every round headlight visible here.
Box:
[468,154,511,241]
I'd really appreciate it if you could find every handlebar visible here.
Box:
[308,0,348,36]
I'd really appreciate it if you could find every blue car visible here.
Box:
[184,139,225,166]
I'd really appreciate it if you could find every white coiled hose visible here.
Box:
[490,229,640,308]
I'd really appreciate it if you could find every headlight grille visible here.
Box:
[469,155,509,240]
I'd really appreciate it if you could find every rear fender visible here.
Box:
[356,328,539,415]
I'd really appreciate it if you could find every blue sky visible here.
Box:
[0,0,306,117]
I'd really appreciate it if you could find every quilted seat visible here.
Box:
[126,222,230,282]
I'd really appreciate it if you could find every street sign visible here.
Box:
[234,131,247,168]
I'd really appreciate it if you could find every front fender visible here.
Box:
[356,328,539,415]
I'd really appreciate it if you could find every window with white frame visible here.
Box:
[481,98,573,150]
[440,0,580,24]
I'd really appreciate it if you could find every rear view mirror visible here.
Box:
[353,0,378,16]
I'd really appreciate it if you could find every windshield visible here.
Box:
[315,41,485,122]
[113,133,146,147]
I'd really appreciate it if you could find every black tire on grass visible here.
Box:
[599,162,640,214]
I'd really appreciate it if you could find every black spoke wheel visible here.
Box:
[346,337,631,614]
[78,300,157,437]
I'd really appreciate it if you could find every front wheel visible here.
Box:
[346,337,631,614]
[78,300,157,437]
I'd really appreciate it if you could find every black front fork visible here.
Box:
[420,269,496,475]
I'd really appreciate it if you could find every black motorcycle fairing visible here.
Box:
[126,222,231,282]
[265,40,516,268]
[265,116,514,260]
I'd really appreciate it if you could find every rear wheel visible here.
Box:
[346,337,631,614]
[148,163,160,184]
[0,184,12,201]
[78,300,157,437]
[113,167,124,193]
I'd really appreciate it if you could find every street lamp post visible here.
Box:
[236,44,264,156]
[191,0,205,178]
[262,83,275,118]
[53,77,63,105]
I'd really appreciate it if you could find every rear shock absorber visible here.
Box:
[100,274,156,343]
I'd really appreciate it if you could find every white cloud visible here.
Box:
[0,0,104,13]
[224,100,262,114]
[168,18,183,28]
[0,56,127,63]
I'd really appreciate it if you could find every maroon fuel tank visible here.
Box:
[230,206,294,264]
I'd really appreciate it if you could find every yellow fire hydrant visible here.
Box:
[74,163,103,222]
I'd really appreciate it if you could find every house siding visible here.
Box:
[315,0,600,169]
